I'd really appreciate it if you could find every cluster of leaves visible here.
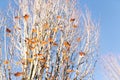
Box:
[0,0,99,80]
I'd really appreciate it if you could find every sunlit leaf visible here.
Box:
[3,60,9,64]
[52,27,58,33]
[57,15,61,19]
[63,41,71,48]
[32,29,37,33]
[34,53,43,57]
[48,38,53,42]
[43,23,49,30]
[44,64,49,68]
[38,58,46,63]
[41,41,48,45]
[66,69,74,73]
[27,58,34,63]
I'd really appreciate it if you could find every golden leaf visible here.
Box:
[3,60,9,64]
[43,23,49,30]
[41,41,47,45]
[63,41,71,48]
[27,58,34,63]
[34,53,43,57]
[66,69,74,73]
[48,38,53,42]
[52,27,58,32]
[57,15,61,19]
[38,58,46,63]
[44,64,49,68]
[32,29,37,33]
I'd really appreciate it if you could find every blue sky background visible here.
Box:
[1,0,120,80]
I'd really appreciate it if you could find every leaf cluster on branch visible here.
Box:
[0,0,99,80]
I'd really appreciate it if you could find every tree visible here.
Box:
[101,54,120,80]
[0,0,99,80]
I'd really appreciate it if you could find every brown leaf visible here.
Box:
[34,53,43,57]
[64,41,71,48]
[70,18,75,22]
[53,42,58,46]
[38,58,46,63]
[77,38,81,42]
[14,72,24,77]
[73,25,77,28]
[79,52,85,56]
[23,14,29,21]
[15,16,20,19]
[48,38,53,42]
[6,28,11,33]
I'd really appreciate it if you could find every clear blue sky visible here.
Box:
[80,0,120,80]
[1,0,120,80]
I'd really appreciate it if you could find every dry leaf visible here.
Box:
[57,15,61,19]
[38,58,46,63]
[23,14,29,21]
[6,28,11,33]
[32,29,37,33]
[27,58,34,63]
[15,16,20,19]
[53,42,58,46]
[73,25,77,28]
[43,23,49,30]
[44,64,49,68]
[41,41,47,45]
[48,38,53,42]
[66,69,74,73]
[79,52,85,56]
[77,38,81,42]
[14,72,24,77]
[64,41,71,48]
[70,18,75,22]
[34,53,43,57]
[52,27,58,33]
[3,60,9,64]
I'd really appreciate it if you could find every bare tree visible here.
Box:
[0,0,99,80]
[101,54,120,80]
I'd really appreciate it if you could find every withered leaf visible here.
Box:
[14,72,24,77]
